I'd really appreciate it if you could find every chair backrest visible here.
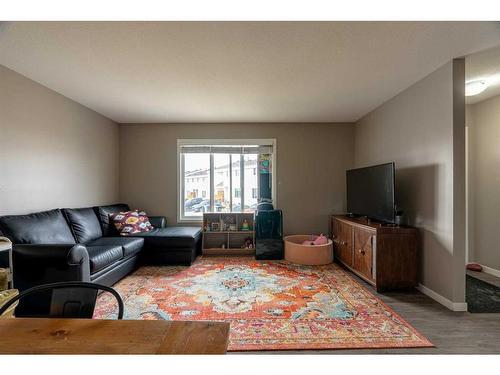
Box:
[0,281,124,319]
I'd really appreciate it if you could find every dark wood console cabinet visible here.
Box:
[330,215,418,292]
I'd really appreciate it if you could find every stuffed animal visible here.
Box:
[301,234,328,246]
[242,237,254,249]
[313,234,328,245]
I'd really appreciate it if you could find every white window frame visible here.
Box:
[177,139,277,223]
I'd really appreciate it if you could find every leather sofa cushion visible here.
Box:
[0,209,76,245]
[86,245,124,273]
[86,237,144,258]
[63,207,103,243]
[149,216,166,228]
[131,227,202,249]
[93,204,130,237]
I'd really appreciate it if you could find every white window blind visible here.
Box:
[180,145,273,154]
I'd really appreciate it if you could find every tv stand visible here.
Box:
[345,213,365,219]
[347,215,398,227]
[330,215,418,292]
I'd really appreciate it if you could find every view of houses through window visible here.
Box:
[182,152,259,218]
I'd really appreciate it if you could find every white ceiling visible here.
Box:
[1,22,500,123]
[466,45,500,104]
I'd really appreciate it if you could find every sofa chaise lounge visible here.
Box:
[0,203,202,295]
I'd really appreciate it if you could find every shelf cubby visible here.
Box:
[202,212,255,256]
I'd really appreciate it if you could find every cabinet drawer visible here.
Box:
[354,227,374,280]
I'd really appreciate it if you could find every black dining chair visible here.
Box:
[0,281,124,319]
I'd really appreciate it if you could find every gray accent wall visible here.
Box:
[354,60,466,304]
[118,123,354,235]
[0,65,120,215]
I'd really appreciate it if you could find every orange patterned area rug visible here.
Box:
[94,256,433,351]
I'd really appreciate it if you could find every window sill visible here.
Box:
[178,217,203,224]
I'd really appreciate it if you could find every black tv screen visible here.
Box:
[346,162,395,223]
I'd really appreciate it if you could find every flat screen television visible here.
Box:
[346,162,396,223]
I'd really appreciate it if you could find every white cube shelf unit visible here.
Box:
[202,212,255,256]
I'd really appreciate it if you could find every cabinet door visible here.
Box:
[354,227,374,280]
[332,219,353,267]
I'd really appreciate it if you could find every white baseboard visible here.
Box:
[479,264,500,278]
[416,283,468,312]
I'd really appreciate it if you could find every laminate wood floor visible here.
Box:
[236,271,500,354]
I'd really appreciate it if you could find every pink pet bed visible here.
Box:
[284,235,333,265]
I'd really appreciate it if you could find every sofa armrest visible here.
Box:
[149,216,167,228]
[12,244,90,291]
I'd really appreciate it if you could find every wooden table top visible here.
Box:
[0,318,230,354]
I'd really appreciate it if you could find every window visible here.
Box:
[232,157,241,212]
[214,154,231,212]
[182,153,210,218]
[252,188,258,199]
[178,140,275,221]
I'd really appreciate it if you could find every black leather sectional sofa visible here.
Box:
[0,203,202,293]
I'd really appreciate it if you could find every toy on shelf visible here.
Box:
[222,215,236,231]
[241,219,250,231]
[241,237,254,249]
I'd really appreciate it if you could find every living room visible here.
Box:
[1,2,500,373]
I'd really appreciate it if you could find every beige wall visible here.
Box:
[0,65,120,215]
[354,60,466,304]
[467,94,500,271]
[119,123,354,234]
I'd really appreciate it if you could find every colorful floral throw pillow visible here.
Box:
[110,210,154,236]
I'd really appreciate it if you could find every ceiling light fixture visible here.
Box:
[465,80,488,96]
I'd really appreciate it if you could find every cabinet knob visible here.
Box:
[358,249,365,255]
